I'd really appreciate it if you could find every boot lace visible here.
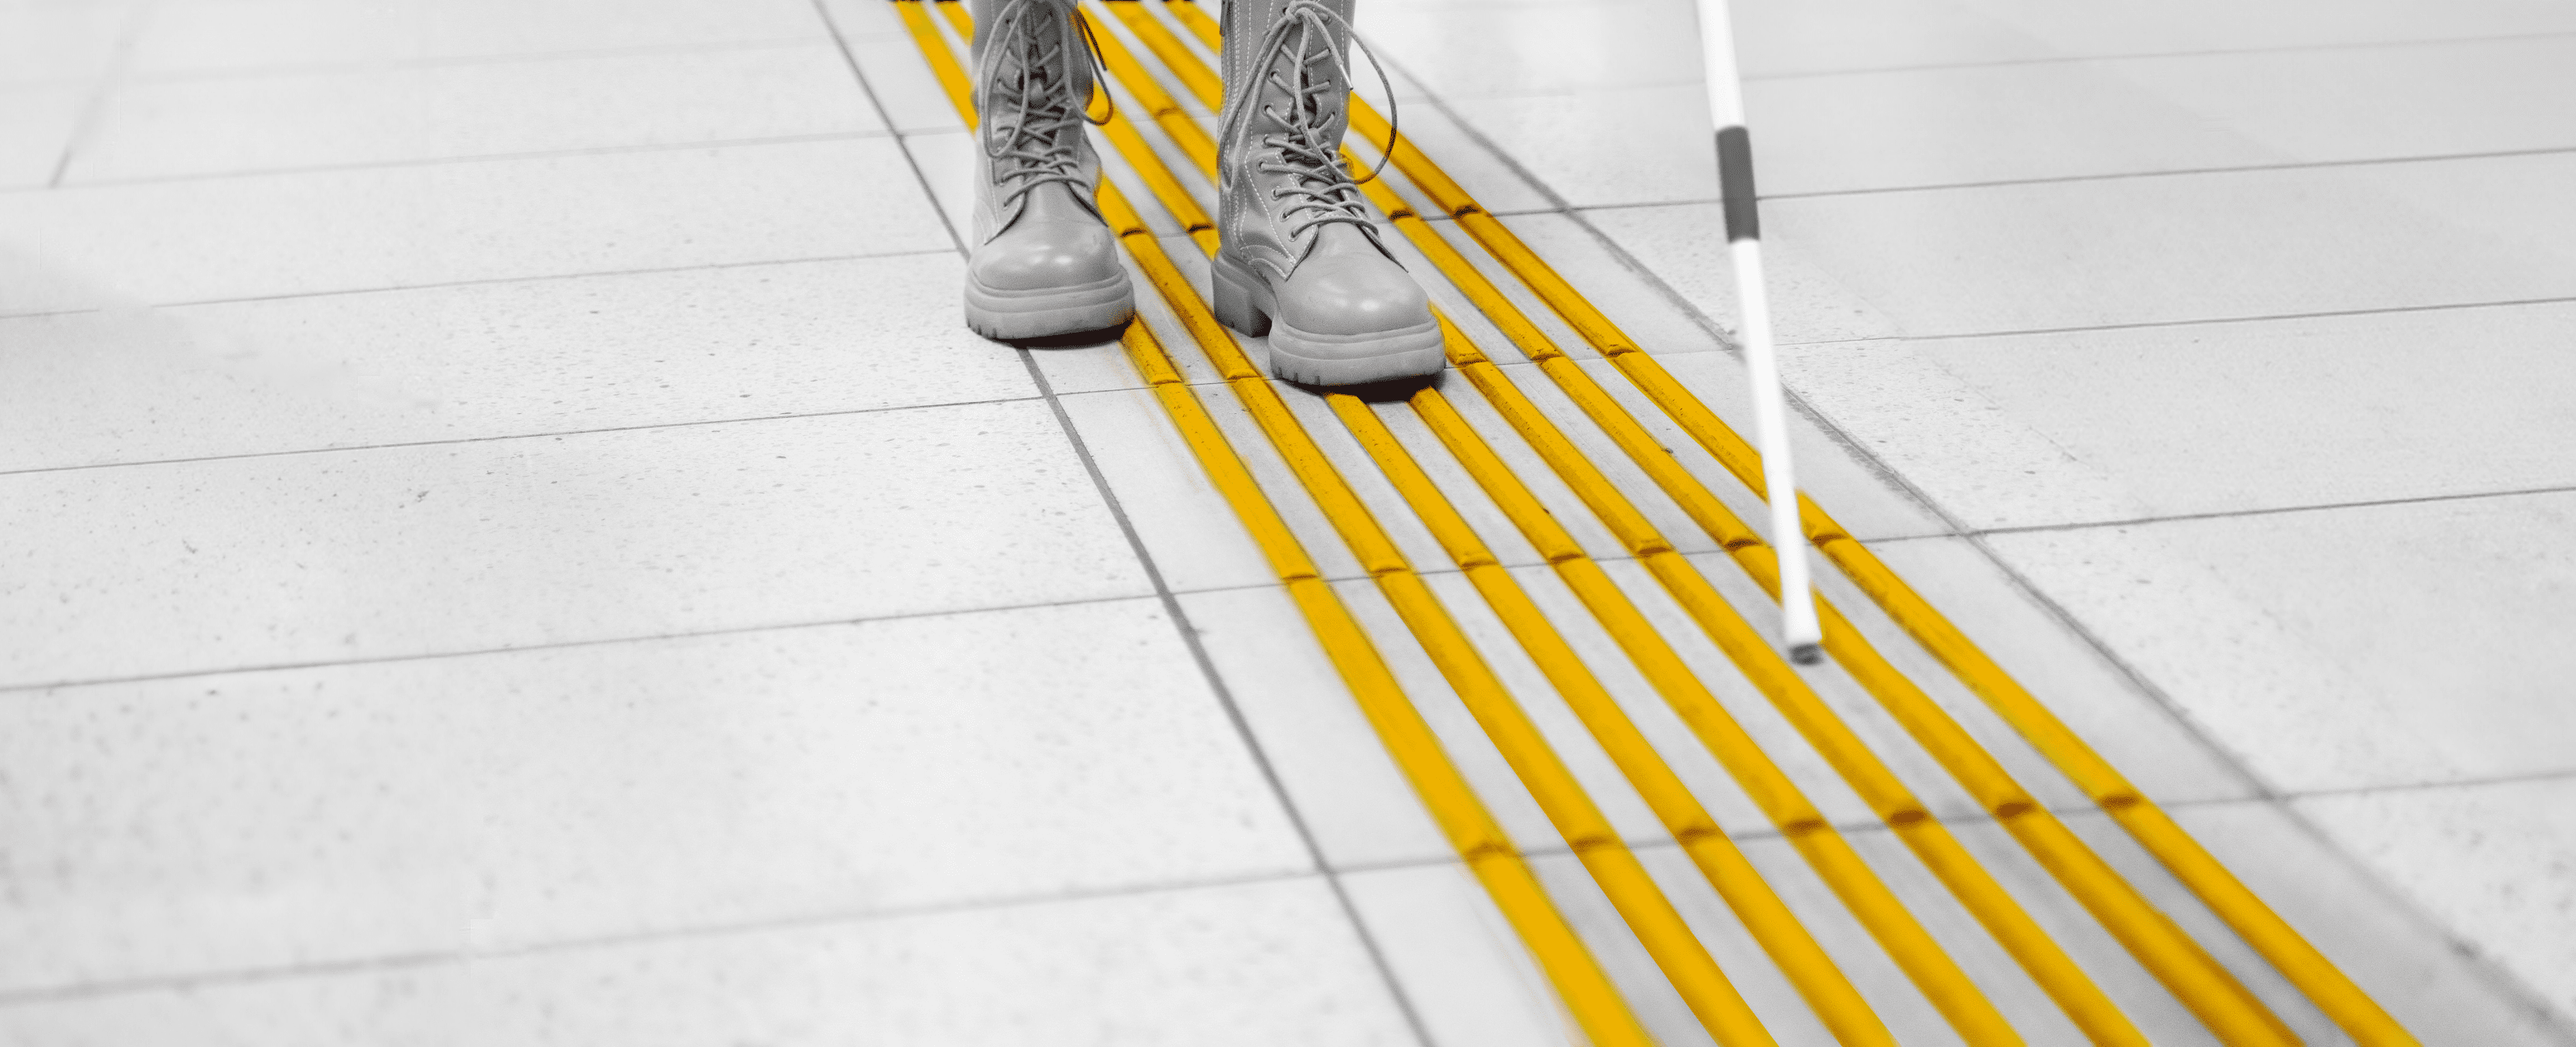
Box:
[1217,0,1402,245]
[978,0,1115,210]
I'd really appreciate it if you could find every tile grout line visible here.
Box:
[112,35,852,85]
[13,766,2565,1026]
[43,0,154,188]
[1737,26,2576,83]
[1759,144,2576,203]
[0,864,1333,1009]
[0,248,957,322]
[0,394,1048,479]
[813,6,1444,1043]
[16,773,2509,1015]
[2274,766,2576,802]
[21,129,902,194]
[1534,143,2576,214]
[1859,293,2576,345]
[0,587,1260,698]
[1363,24,2576,90]
[1969,481,2576,537]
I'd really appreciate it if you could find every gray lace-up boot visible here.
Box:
[1210,0,1442,386]
[962,0,1134,341]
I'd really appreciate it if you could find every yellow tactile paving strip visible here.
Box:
[895,2,2415,1043]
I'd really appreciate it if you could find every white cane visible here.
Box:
[1693,0,1823,665]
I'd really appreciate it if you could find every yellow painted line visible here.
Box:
[1337,73,2418,1047]
[1358,162,2295,1043]
[903,11,1655,1044]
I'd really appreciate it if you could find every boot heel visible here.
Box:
[1210,257,1271,336]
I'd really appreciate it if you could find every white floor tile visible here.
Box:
[1174,585,1453,870]
[128,0,826,76]
[0,83,86,188]
[1850,537,2261,808]
[1743,62,2280,198]
[1984,490,2576,795]
[68,44,876,182]
[0,598,1309,991]
[1547,155,2576,341]
[1779,339,2153,531]
[1764,154,2576,337]
[1340,861,1586,1047]
[1920,302,2576,522]
[1733,0,2059,79]
[1054,386,1282,594]
[0,877,1415,1046]
[1744,36,2576,198]
[2293,781,2576,1031]
[1443,84,1717,211]
[0,138,952,315]
[1576,202,1903,346]
[0,2,132,86]
[906,129,976,244]
[2174,799,2576,1041]
[2090,36,2576,166]
[1366,0,2053,85]
[854,33,970,135]
[816,0,913,41]
[0,400,1151,687]
[1955,0,2576,58]
[0,255,1029,471]
[1361,0,1703,101]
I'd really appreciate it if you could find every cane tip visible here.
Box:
[1788,643,1824,666]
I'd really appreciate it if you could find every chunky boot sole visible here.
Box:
[1212,255,1447,386]
[964,269,1136,341]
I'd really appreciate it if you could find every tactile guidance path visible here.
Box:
[892,2,2414,1044]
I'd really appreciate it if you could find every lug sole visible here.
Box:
[1212,255,1448,386]
[963,269,1137,341]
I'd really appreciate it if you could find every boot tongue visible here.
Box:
[1298,220,1380,265]
[1306,223,1378,259]
[1021,182,1091,222]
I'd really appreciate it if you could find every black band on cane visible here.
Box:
[1716,125,1758,242]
